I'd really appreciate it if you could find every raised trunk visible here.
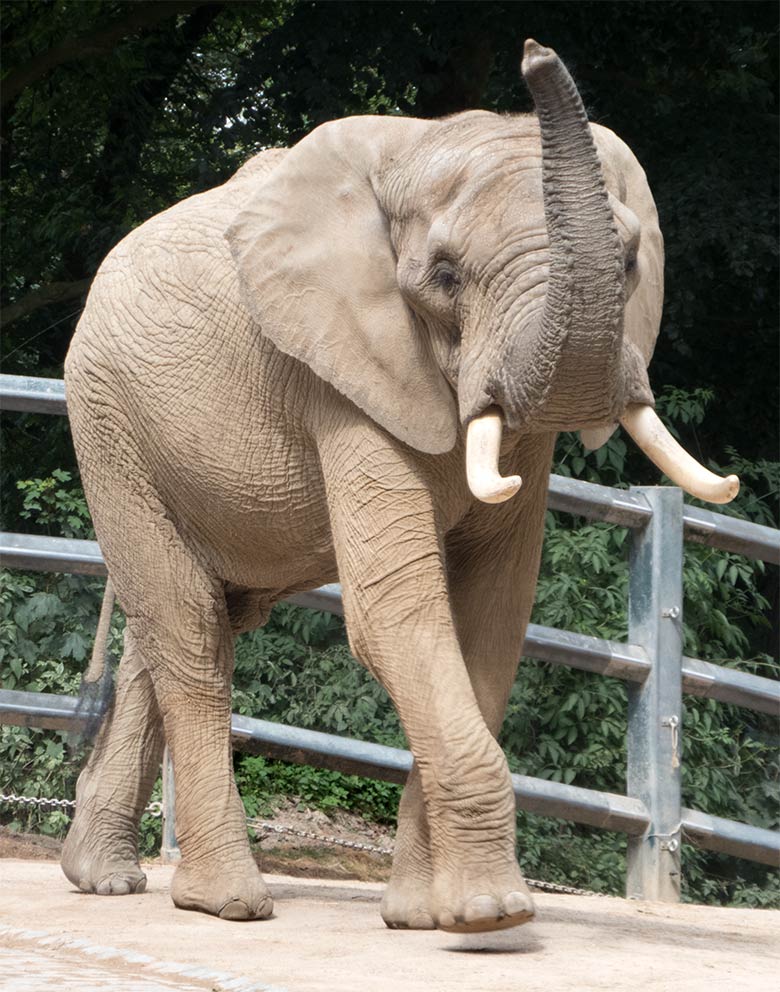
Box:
[494,40,625,431]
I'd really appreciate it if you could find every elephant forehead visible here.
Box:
[425,163,547,269]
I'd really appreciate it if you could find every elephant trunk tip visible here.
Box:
[521,39,558,80]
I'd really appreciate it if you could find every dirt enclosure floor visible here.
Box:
[1,859,778,992]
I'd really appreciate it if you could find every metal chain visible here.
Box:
[525,877,604,897]
[0,792,598,896]
[0,792,162,818]
[247,817,601,897]
[248,817,393,856]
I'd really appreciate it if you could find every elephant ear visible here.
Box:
[225,115,458,455]
[580,125,665,451]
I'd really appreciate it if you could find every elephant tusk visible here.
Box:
[620,403,739,505]
[466,407,523,504]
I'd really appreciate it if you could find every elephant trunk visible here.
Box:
[493,39,626,431]
[466,39,625,504]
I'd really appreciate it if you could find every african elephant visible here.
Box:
[61,40,737,932]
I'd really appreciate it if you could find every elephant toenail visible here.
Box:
[218,898,251,920]
[97,876,129,896]
[438,910,456,929]
[464,895,501,923]
[218,895,274,921]
[505,890,534,917]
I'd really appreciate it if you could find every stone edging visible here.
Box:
[0,924,290,992]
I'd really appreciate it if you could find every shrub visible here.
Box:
[1,388,777,905]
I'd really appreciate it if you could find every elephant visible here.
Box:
[60,40,738,932]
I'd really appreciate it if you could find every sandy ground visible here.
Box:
[1,859,779,992]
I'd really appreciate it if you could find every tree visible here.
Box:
[2,2,776,462]
[1,1,777,906]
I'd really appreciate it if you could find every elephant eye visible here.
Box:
[625,252,638,274]
[432,259,461,296]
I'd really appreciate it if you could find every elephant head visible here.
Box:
[226,39,738,505]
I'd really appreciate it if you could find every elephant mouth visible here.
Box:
[464,403,739,507]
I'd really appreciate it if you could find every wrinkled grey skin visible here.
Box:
[61,43,663,932]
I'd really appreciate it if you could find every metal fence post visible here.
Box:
[160,745,180,863]
[626,486,684,902]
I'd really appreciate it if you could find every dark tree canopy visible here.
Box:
[1,1,778,493]
[1,2,778,907]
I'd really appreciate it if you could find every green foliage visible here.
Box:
[1,386,777,907]
[517,813,626,895]
[16,469,94,538]
[1,2,776,504]
[233,606,403,747]
[231,605,404,830]
[0,473,122,836]
[236,755,400,826]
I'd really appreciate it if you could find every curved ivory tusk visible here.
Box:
[621,404,739,505]
[466,407,523,504]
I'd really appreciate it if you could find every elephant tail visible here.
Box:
[75,577,118,741]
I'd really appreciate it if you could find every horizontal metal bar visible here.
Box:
[547,475,652,528]
[0,374,67,415]
[231,712,410,783]
[0,532,106,576]
[3,375,778,561]
[6,689,775,863]
[287,584,344,615]
[0,689,82,733]
[0,532,653,684]
[3,532,776,712]
[682,656,780,716]
[511,772,649,836]
[549,474,780,564]
[682,504,780,565]
[682,807,780,867]
[525,624,650,682]
[235,708,650,834]
[0,688,649,837]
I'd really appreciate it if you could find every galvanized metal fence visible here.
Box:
[1,373,778,900]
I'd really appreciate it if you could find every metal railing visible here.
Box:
[1,374,778,899]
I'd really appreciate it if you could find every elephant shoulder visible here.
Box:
[100,149,291,269]
[225,147,289,185]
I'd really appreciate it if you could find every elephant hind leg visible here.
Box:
[112,527,270,919]
[61,629,164,895]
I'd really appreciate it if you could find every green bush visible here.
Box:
[1,391,777,906]
[236,755,400,826]
[0,472,123,837]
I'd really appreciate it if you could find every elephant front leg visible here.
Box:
[380,434,555,930]
[321,428,536,933]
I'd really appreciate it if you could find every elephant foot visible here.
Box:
[171,860,273,921]
[62,815,146,896]
[431,866,535,933]
[381,875,435,930]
